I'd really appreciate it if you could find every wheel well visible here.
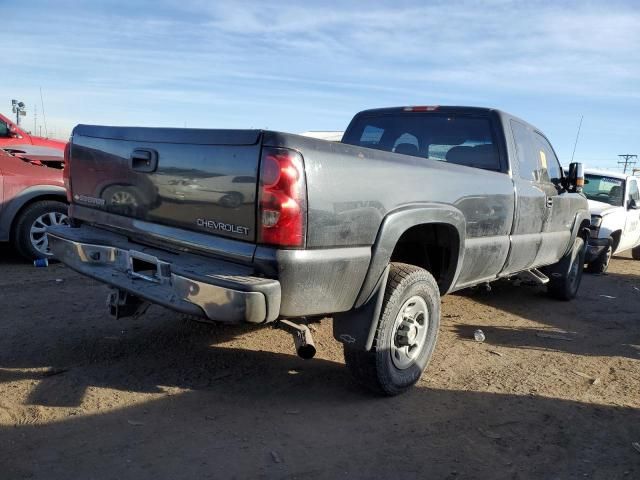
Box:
[389,223,459,294]
[610,230,622,251]
[9,195,68,240]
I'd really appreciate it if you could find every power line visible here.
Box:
[618,154,637,174]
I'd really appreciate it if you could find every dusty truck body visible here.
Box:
[48,106,590,395]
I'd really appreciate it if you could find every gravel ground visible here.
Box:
[0,245,638,479]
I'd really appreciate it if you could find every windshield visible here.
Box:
[583,174,625,206]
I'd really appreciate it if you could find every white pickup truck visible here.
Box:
[583,169,640,272]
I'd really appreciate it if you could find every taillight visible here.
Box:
[258,147,307,248]
[63,142,72,202]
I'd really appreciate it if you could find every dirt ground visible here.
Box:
[0,246,638,480]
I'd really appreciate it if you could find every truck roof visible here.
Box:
[350,106,543,137]
[354,106,498,116]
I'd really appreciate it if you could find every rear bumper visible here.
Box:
[47,225,281,324]
[585,236,610,263]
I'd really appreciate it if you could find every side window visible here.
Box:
[628,180,640,202]
[511,120,540,181]
[0,121,9,137]
[534,133,562,185]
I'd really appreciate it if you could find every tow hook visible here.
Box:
[107,288,150,319]
[277,319,317,360]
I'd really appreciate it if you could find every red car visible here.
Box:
[0,113,66,151]
[0,145,68,259]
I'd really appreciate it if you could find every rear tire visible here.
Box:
[343,263,440,396]
[13,200,69,260]
[586,239,612,274]
[547,236,586,300]
[632,245,640,260]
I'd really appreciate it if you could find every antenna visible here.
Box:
[570,115,583,163]
[39,87,49,138]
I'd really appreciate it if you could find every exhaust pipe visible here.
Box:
[278,319,316,359]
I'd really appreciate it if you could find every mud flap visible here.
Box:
[332,265,389,351]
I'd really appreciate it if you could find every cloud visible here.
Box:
[1,0,639,164]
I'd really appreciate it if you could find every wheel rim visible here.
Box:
[110,190,138,206]
[30,211,69,255]
[390,295,429,370]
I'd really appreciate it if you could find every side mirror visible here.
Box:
[629,199,639,210]
[566,162,584,193]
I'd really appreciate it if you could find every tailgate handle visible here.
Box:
[130,149,158,173]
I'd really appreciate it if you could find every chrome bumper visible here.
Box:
[47,225,281,324]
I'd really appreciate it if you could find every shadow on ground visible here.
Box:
[0,243,26,265]
[0,347,638,480]
[453,271,640,360]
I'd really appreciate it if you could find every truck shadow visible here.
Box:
[0,311,277,407]
[0,354,637,479]
[451,270,640,360]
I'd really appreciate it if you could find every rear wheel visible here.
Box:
[13,200,69,260]
[632,245,640,260]
[586,239,612,274]
[343,263,440,396]
[547,236,586,300]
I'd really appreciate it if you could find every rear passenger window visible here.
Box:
[342,113,501,171]
[534,133,563,185]
[511,120,541,181]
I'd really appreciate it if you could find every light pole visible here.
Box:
[11,99,27,126]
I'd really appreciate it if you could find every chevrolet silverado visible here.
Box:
[48,106,590,395]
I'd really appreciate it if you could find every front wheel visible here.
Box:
[343,263,440,396]
[632,245,640,260]
[547,236,586,300]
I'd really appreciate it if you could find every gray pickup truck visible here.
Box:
[48,106,590,395]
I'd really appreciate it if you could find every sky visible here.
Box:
[2,0,639,169]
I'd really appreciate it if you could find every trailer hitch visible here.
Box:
[107,288,150,319]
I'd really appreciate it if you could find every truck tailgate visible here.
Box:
[69,126,262,242]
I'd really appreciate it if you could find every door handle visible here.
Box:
[130,149,158,173]
[546,197,554,208]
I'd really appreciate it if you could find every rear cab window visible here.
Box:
[342,111,502,172]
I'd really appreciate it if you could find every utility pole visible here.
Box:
[618,154,638,174]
